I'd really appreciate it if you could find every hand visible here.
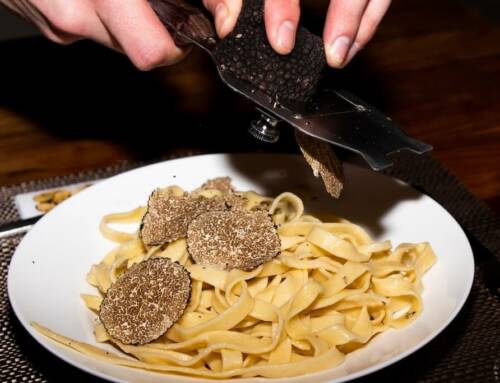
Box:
[204,0,391,68]
[0,0,186,70]
[1,1,390,70]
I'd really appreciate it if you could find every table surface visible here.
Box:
[0,0,499,213]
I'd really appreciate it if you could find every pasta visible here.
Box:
[33,188,436,379]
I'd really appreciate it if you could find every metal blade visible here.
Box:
[218,71,432,171]
[148,0,432,171]
[0,216,40,239]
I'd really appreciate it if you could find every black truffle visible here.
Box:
[99,257,191,345]
[213,0,325,102]
[187,210,281,271]
[140,188,229,246]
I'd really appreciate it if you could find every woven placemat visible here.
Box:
[0,149,204,224]
[1,153,499,383]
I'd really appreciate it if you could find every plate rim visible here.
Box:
[7,152,475,383]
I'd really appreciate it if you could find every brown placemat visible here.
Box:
[0,162,135,224]
[1,153,499,383]
[0,149,203,224]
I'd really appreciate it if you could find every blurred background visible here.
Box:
[0,0,499,212]
[0,8,37,40]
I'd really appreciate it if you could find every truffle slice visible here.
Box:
[213,0,325,101]
[140,189,230,246]
[200,177,234,192]
[196,177,246,210]
[295,130,344,198]
[187,210,281,271]
[99,257,191,345]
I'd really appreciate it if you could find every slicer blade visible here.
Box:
[149,0,433,171]
[217,72,432,171]
[289,89,433,171]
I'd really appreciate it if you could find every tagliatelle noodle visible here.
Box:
[33,187,436,378]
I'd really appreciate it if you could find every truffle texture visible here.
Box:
[213,0,325,101]
[99,257,191,345]
[295,130,344,198]
[140,189,230,246]
[196,177,246,210]
[187,210,281,271]
[200,177,235,192]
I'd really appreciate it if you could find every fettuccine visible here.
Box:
[33,189,436,379]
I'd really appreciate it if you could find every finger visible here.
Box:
[343,0,391,66]
[95,0,185,70]
[0,0,26,18]
[323,0,368,68]
[30,0,115,47]
[203,0,242,38]
[263,0,300,55]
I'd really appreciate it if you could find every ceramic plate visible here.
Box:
[8,153,474,383]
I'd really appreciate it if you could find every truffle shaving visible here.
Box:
[295,130,344,198]
[187,210,281,271]
[99,257,191,345]
[195,177,246,211]
[140,188,230,246]
[200,177,234,192]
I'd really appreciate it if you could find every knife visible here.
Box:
[0,216,41,239]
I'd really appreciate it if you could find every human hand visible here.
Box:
[0,0,390,70]
[0,0,186,70]
[203,0,391,68]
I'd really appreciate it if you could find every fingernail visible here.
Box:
[277,20,296,53]
[215,3,228,34]
[345,42,362,64]
[328,36,351,67]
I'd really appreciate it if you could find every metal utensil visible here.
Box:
[148,0,432,171]
[0,216,40,239]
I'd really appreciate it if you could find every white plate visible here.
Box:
[8,153,474,383]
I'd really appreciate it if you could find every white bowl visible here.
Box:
[8,153,474,383]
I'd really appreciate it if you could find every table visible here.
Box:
[0,0,499,212]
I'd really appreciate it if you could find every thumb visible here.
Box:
[203,0,242,38]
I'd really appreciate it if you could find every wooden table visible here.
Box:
[0,0,499,212]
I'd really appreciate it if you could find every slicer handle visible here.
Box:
[148,0,216,47]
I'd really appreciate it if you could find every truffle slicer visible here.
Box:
[149,0,432,171]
